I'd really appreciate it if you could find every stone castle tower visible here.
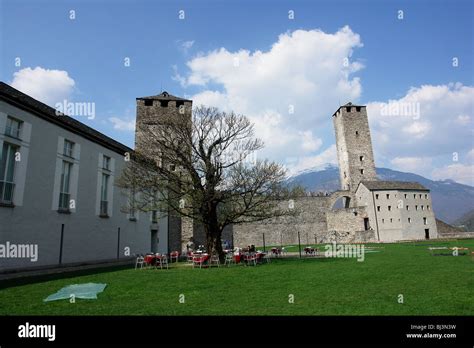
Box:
[332,102,377,193]
[135,91,194,253]
[135,91,192,152]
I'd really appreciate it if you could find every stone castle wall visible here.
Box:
[233,196,330,247]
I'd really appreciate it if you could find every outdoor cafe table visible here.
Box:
[304,247,316,255]
[235,252,266,264]
[271,248,281,256]
[144,254,166,266]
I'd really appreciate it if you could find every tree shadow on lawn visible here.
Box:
[0,264,131,290]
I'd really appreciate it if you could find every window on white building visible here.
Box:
[100,173,109,216]
[58,161,72,211]
[102,155,111,171]
[63,140,74,158]
[5,116,22,138]
[0,142,18,204]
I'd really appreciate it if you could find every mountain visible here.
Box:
[287,166,474,224]
[454,209,474,231]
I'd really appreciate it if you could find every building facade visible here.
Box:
[0,83,152,272]
[356,181,438,242]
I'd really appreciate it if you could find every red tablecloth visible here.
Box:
[144,255,167,265]
[144,255,155,264]
[193,254,210,263]
[235,252,266,264]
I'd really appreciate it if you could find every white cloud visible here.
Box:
[174,29,473,185]
[11,67,75,106]
[367,83,474,161]
[432,164,474,186]
[300,130,322,152]
[401,121,431,138]
[109,117,135,131]
[177,26,364,169]
[390,156,433,174]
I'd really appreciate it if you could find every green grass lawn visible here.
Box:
[0,239,473,315]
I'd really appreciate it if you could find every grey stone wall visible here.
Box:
[333,105,377,193]
[135,98,192,152]
[233,196,330,247]
[325,206,376,243]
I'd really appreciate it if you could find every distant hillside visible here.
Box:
[454,209,474,231]
[287,166,474,224]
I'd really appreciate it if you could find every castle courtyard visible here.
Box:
[1,239,472,316]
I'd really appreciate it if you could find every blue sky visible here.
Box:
[1,0,473,184]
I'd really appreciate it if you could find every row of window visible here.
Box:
[1,116,114,217]
[381,217,429,225]
[376,204,430,212]
[58,140,112,216]
[144,99,185,108]
[376,193,429,200]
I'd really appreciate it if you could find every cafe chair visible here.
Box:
[224,252,234,267]
[244,253,257,266]
[156,254,169,270]
[170,251,179,263]
[192,254,208,269]
[209,253,220,267]
[135,255,145,269]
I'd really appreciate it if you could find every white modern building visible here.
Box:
[0,82,156,272]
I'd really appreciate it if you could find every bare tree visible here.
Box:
[117,106,302,260]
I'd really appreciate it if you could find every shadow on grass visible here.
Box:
[0,264,132,290]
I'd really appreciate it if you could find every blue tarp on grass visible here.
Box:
[43,283,107,302]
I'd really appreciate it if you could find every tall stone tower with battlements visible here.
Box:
[332,102,377,193]
[135,91,194,254]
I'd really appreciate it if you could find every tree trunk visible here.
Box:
[204,226,224,258]
[204,204,225,262]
